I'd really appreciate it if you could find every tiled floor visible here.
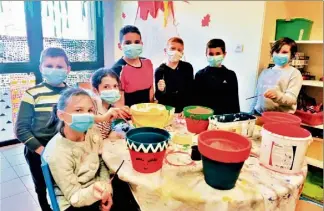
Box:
[0,144,41,211]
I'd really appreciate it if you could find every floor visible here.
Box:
[0,144,42,211]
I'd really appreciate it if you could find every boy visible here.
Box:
[155,37,194,113]
[195,39,240,115]
[15,47,70,211]
[111,25,154,107]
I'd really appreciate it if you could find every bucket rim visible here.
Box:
[262,123,312,140]
[126,127,171,145]
[198,130,251,163]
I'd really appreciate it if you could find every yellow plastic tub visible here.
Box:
[130,103,175,128]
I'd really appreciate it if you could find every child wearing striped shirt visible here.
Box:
[91,68,131,139]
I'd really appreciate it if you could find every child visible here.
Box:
[43,88,114,211]
[155,37,194,113]
[111,25,154,107]
[250,37,302,114]
[195,39,240,115]
[91,68,131,139]
[15,47,70,211]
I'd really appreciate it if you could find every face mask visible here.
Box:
[166,50,183,62]
[122,44,143,59]
[273,53,289,66]
[65,113,94,133]
[42,68,68,86]
[100,89,121,104]
[207,55,224,67]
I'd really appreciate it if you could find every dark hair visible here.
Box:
[40,47,70,66]
[119,25,141,42]
[46,88,91,130]
[271,37,298,58]
[91,68,121,90]
[167,37,184,46]
[206,39,226,53]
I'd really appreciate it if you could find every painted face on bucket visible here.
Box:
[135,156,158,171]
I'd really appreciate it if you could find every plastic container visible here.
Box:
[183,106,214,134]
[262,111,302,126]
[209,112,256,137]
[295,110,323,126]
[198,130,251,190]
[275,18,313,41]
[130,103,175,128]
[126,127,170,173]
[259,123,312,174]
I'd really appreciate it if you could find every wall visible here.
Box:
[109,1,266,112]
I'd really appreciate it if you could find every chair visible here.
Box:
[41,156,60,211]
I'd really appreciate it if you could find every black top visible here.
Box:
[155,61,194,113]
[195,65,240,115]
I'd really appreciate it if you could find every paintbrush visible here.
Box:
[110,160,125,182]
[246,94,263,100]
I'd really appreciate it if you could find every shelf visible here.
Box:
[306,157,323,169]
[302,80,323,88]
[301,123,323,129]
[270,40,323,44]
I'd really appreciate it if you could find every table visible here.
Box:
[102,118,307,211]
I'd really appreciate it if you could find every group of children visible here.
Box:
[14,24,303,211]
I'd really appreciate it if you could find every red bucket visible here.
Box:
[185,118,209,134]
[262,112,301,126]
[126,127,170,173]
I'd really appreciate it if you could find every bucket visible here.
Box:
[259,123,312,174]
[262,112,301,126]
[198,130,251,190]
[183,106,214,134]
[130,103,175,128]
[209,112,256,137]
[126,127,170,173]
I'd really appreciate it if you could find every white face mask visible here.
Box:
[166,50,183,62]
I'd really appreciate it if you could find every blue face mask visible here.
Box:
[100,89,121,104]
[122,44,143,59]
[42,68,68,86]
[207,55,224,67]
[273,53,289,67]
[65,113,94,133]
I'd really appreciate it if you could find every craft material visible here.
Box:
[183,106,214,134]
[262,111,302,126]
[110,160,125,182]
[198,130,251,190]
[191,145,201,161]
[259,123,311,174]
[130,103,175,128]
[126,127,170,173]
[209,112,256,137]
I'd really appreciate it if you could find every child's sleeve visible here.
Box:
[15,91,42,151]
[273,70,303,106]
[185,63,195,105]
[48,152,100,207]
[194,70,204,105]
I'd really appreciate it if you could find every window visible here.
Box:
[0,1,104,82]
[41,1,97,62]
[0,1,29,63]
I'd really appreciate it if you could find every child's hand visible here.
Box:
[101,191,113,211]
[158,80,166,92]
[118,106,131,119]
[264,89,277,99]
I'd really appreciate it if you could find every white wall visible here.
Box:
[105,1,266,112]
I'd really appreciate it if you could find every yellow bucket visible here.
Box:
[130,103,175,128]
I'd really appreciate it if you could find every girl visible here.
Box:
[155,37,194,114]
[43,88,120,211]
[251,37,303,114]
[91,68,131,139]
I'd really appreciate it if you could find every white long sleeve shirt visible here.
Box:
[251,65,303,114]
